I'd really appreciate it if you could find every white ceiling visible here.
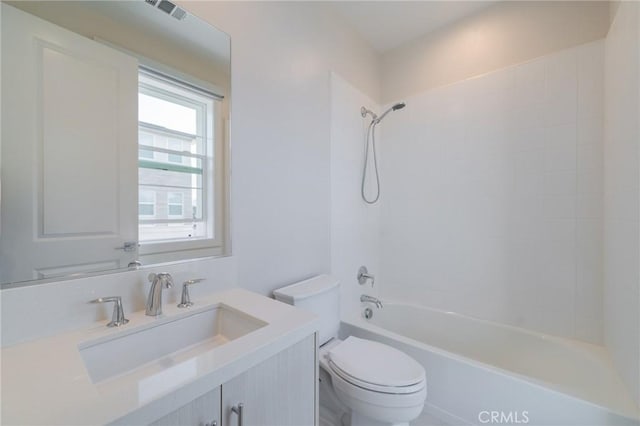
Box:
[87,1,231,66]
[329,1,498,53]
[12,1,230,68]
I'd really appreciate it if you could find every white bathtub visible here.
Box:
[341,303,640,426]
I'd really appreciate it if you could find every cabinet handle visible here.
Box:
[231,403,244,426]
[205,421,217,426]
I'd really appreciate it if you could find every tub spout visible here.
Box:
[360,294,383,309]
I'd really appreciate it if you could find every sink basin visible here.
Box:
[79,304,266,383]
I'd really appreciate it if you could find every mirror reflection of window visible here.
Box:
[137,68,219,246]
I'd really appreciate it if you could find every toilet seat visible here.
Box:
[330,362,427,409]
[321,336,426,395]
[328,361,425,394]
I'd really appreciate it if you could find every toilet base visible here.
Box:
[320,401,413,426]
[351,411,409,426]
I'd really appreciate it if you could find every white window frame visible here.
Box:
[137,66,226,262]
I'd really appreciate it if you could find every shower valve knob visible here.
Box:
[357,266,375,286]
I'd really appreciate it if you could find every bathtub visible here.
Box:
[341,303,640,426]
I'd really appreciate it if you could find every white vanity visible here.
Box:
[1,289,318,425]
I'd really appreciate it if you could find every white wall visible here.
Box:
[181,2,380,296]
[379,41,605,343]
[381,1,610,103]
[330,73,381,316]
[604,0,640,406]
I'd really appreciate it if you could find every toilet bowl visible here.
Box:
[320,337,427,426]
[274,275,427,426]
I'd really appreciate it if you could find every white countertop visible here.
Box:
[1,288,318,425]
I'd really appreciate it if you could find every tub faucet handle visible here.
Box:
[357,266,375,286]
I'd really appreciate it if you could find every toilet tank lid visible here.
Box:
[273,274,339,303]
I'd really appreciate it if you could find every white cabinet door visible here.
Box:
[0,4,138,283]
[150,386,221,426]
[221,334,317,426]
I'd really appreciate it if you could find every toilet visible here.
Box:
[274,275,427,426]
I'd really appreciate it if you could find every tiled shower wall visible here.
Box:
[604,1,640,405]
[379,41,605,343]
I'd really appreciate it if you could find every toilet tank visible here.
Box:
[273,274,340,345]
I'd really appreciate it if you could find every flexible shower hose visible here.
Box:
[361,121,380,204]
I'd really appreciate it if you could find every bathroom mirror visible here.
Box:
[0,1,230,288]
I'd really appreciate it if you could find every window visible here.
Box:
[167,139,184,164]
[137,67,225,258]
[167,192,184,217]
[139,190,156,217]
[138,132,155,160]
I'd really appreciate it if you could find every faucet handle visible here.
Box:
[91,296,129,327]
[178,278,205,308]
[184,278,205,286]
[357,266,375,287]
[163,273,174,288]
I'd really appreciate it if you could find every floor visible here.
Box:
[413,410,451,426]
[319,404,450,426]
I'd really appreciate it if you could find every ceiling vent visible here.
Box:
[145,0,187,21]
[171,7,187,21]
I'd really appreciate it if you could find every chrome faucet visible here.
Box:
[360,294,383,309]
[146,272,173,316]
[178,278,205,308]
[91,296,129,327]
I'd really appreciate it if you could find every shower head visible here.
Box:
[374,102,406,124]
